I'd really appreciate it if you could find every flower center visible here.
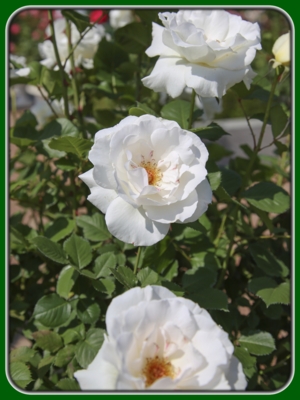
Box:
[143,356,175,387]
[140,160,162,186]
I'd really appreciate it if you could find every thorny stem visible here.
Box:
[216,73,279,289]
[216,206,239,289]
[37,85,59,118]
[48,10,70,119]
[238,98,256,149]
[213,213,227,247]
[257,74,279,151]
[259,355,291,374]
[134,247,143,275]
[188,90,196,129]
[242,73,278,188]
[66,20,87,138]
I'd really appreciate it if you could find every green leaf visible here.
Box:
[44,218,75,242]
[239,332,276,355]
[137,267,161,287]
[161,281,184,296]
[76,213,111,242]
[32,330,63,353]
[32,236,69,264]
[33,294,72,328]
[26,61,45,85]
[189,288,228,311]
[54,158,77,171]
[75,328,105,369]
[128,102,157,117]
[40,118,80,141]
[206,143,233,162]
[63,234,92,270]
[41,68,69,97]
[242,182,290,214]
[115,22,151,53]
[77,299,101,325]
[10,347,36,364]
[92,278,115,295]
[62,324,85,345]
[183,267,217,293]
[37,356,54,379]
[270,104,290,138]
[249,243,289,277]
[220,168,242,196]
[248,278,290,307]
[94,38,128,70]
[57,265,79,299]
[161,99,190,129]
[54,345,75,368]
[208,170,222,191]
[191,122,230,141]
[56,378,80,391]
[61,10,91,33]
[49,137,92,158]
[94,253,117,278]
[234,346,257,368]
[10,361,32,389]
[110,266,138,289]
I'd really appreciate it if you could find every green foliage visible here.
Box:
[9,7,291,392]
[61,10,91,33]
[160,99,190,129]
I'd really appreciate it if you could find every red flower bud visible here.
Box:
[89,10,108,24]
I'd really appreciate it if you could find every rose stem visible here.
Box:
[188,89,196,129]
[238,98,256,149]
[47,10,70,120]
[66,19,87,139]
[36,85,59,118]
[134,246,142,274]
[216,72,279,289]
[63,15,104,69]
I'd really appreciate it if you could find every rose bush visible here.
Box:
[142,10,261,98]
[271,31,290,69]
[79,114,212,246]
[74,285,247,390]
[39,18,106,72]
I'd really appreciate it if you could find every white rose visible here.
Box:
[38,18,105,73]
[79,114,212,246]
[109,9,135,29]
[142,10,261,99]
[9,55,30,78]
[271,32,290,69]
[74,285,247,390]
[30,98,65,129]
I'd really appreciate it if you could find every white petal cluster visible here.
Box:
[271,32,290,69]
[109,10,135,29]
[9,55,30,78]
[79,115,212,246]
[38,18,105,73]
[74,286,247,390]
[142,10,261,98]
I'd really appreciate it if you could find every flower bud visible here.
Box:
[272,32,290,68]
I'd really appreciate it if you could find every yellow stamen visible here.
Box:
[143,356,175,387]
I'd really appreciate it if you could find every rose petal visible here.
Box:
[105,197,169,246]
